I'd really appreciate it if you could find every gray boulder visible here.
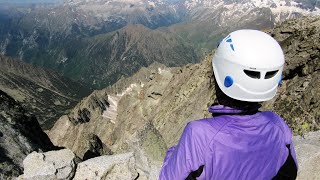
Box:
[73,152,138,180]
[293,131,320,180]
[21,149,76,180]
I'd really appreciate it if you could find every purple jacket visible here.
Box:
[159,105,297,180]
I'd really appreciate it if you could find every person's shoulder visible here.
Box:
[186,118,212,130]
[186,117,229,135]
[184,118,220,143]
[261,111,288,126]
[261,111,293,142]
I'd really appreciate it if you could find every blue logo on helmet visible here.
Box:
[224,76,234,88]
[225,35,235,51]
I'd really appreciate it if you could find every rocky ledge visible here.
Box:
[17,130,320,180]
[17,149,161,180]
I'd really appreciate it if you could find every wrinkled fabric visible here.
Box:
[159,105,297,180]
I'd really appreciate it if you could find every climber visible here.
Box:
[159,30,298,180]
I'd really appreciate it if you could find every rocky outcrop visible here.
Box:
[68,90,109,125]
[20,149,77,180]
[0,55,92,129]
[19,149,163,180]
[73,152,137,180]
[18,131,320,179]
[0,90,56,179]
[48,89,113,159]
[264,16,320,134]
[74,151,162,180]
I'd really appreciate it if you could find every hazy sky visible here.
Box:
[0,0,62,4]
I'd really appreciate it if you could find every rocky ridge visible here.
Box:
[0,55,92,129]
[48,63,168,160]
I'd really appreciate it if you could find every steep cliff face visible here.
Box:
[48,16,320,173]
[0,90,56,179]
[0,55,92,129]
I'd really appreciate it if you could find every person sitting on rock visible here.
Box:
[159,30,298,180]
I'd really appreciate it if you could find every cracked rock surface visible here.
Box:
[293,131,320,180]
[73,152,137,180]
[20,149,76,180]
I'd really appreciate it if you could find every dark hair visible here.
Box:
[212,74,261,114]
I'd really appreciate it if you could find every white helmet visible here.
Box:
[212,29,284,102]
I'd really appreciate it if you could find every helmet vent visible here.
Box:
[265,70,278,79]
[244,70,260,79]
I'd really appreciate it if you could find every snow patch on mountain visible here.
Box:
[183,0,319,22]
[116,83,139,97]
[101,82,145,123]
[102,95,120,123]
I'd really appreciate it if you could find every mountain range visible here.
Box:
[0,3,319,179]
[0,0,319,88]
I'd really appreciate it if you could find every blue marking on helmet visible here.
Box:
[230,44,235,51]
[225,34,231,40]
[226,39,232,43]
[278,74,282,86]
[224,76,233,88]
